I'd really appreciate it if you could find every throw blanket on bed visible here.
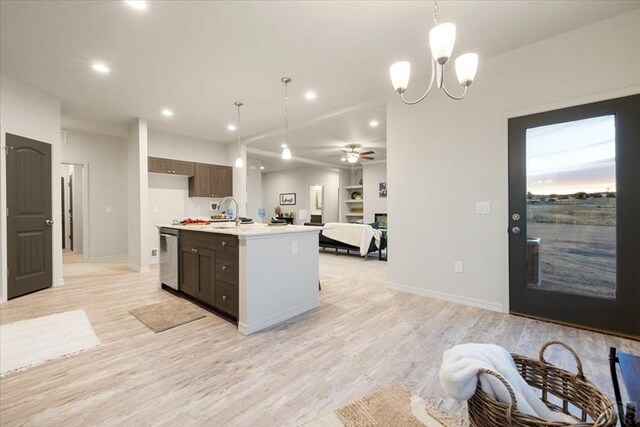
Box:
[439,343,576,423]
[322,223,381,256]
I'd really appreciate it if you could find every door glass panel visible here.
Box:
[525,115,616,299]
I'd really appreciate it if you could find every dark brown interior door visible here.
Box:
[508,94,640,338]
[6,133,53,299]
[68,175,73,251]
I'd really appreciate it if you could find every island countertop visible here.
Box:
[156,223,320,239]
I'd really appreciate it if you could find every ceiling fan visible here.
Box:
[331,144,375,164]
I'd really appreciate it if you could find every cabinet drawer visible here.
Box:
[181,231,215,249]
[216,281,238,317]
[216,258,238,285]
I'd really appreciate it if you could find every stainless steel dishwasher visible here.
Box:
[159,227,179,290]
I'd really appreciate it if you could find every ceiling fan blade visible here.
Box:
[361,156,375,160]
[359,151,375,156]
[340,150,350,153]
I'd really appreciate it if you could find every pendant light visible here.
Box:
[234,101,244,168]
[281,77,292,160]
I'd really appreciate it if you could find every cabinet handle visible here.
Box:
[222,295,228,301]
[221,265,227,270]
[221,241,227,247]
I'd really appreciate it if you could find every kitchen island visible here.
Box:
[157,223,321,335]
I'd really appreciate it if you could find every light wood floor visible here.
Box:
[1,252,638,426]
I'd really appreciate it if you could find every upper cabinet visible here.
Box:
[188,163,233,198]
[148,157,194,176]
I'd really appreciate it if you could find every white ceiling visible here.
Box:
[2,0,638,160]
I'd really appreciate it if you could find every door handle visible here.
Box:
[45,219,54,226]
[511,226,521,235]
[221,265,227,271]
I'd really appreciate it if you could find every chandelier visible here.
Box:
[389,0,478,104]
[234,101,244,168]
[281,77,292,160]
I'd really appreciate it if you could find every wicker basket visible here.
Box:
[468,340,617,427]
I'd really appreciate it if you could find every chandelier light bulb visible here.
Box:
[455,53,479,87]
[389,61,411,93]
[282,146,292,160]
[429,23,456,65]
[347,153,359,164]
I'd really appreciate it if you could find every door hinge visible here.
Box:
[3,145,13,155]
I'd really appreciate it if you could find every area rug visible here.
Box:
[129,300,206,333]
[0,309,101,376]
[304,383,465,427]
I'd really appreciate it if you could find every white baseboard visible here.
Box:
[126,262,150,273]
[88,255,127,262]
[238,299,320,335]
[388,282,505,313]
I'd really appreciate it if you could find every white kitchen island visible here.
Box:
[157,224,321,335]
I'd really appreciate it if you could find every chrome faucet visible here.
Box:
[219,196,240,226]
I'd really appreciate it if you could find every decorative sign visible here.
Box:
[279,193,297,205]
[379,182,387,198]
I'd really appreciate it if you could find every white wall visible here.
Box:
[262,167,340,224]
[127,119,149,272]
[147,129,230,264]
[70,165,84,253]
[363,161,387,224]
[246,164,263,221]
[387,10,640,312]
[61,129,127,260]
[0,74,62,302]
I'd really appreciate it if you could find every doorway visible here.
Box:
[508,94,640,338]
[61,163,85,264]
[6,133,53,299]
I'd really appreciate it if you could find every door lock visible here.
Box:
[45,219,54,226]
[511,214,520,221]
[511,226,521,235]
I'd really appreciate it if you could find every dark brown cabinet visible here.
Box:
[179,231,238,318]
[188,163,233,198]
[148,157,194,176]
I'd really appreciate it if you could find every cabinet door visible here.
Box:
[180,243,199,298]
[171,160,194,176]
[211,165,233,198]
[148,157,172,174]
[195,247,216,306]
[188,163,214,197]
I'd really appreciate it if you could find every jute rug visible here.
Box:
[129,300,207,333]
[304,383,465,427]
[0,309,100,376]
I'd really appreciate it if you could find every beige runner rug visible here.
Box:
[129,300,207,333]
[304,383,465,427]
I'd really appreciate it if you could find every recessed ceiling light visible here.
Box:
[227,124,236,131]
[91,62,110,74]
[161,109,174,117]
[369,120,379,128]
[125,0,147,10]
[305,91,317,100]
[340,157,346,162]
[260,166,265,170]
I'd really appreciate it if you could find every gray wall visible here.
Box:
[386,10,640,312]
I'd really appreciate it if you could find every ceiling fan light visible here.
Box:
[455,53,478,87]
[346,153,359,164]
[429,23,456,65]
[282,147,292,160]
[389,61,410,93]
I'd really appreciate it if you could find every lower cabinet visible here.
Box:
[179,231,239,318]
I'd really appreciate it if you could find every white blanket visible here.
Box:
[439,343,576,423]
[321,222,381,256]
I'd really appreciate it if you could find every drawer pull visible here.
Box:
[222,295,228,301]
[222,265,227,270]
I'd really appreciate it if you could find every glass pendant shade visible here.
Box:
[282,146,292,160]
[346,153,359,164]
[389,61,411,93]
[429,23,456,64]
[234,157,244,168]
[455,53,478,87]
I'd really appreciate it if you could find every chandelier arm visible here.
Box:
[399,59,436,105]
[441,82,468,101]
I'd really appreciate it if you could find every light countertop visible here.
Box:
[156,223,321,238]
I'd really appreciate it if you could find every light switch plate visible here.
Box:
[476,202,491,214]
[105,207,112,214]
[454,261,463,273]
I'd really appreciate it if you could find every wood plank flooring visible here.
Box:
[0,252,638,426]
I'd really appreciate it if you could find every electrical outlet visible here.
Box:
[291,241,298,254]
[454,261,463,273]
[476,202,491,214]
[105,207,112,214]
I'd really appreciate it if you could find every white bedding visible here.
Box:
[321,222,381,256]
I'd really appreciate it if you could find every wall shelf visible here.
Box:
[344,185,363,190]
[345,199,364,203]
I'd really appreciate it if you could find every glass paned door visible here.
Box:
[508,94,640,338]
[526,115,616,299]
